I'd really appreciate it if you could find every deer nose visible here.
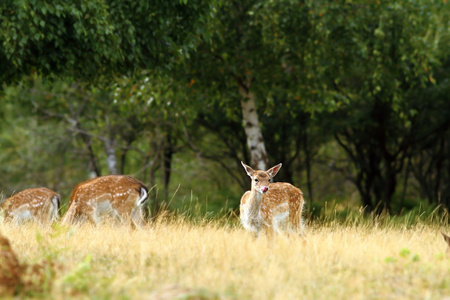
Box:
[261,186,269,193]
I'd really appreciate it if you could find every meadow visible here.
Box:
[0,212,449,300]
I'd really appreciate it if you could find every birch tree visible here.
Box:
[179,2,279,170]
[239,84,268,170]
[180,1,343,171]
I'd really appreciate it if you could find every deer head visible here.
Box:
[241,161,282,195]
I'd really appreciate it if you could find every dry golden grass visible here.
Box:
[0,215,449,299]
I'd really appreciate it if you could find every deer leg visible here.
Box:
[10,205,33,225]
[62,203,78,225]
[129,189,149,228]
[131,206,145,229]
[289,208,305,237]
[111,209,124,225]
[50,195,60,221]
[90,208,102,225]
[264,225,275,246]
[249,217,262,238]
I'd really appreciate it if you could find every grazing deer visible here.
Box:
[62,175,149,228]
[0,188,60,224]
[240,162,305,238]
[442,232,450,257]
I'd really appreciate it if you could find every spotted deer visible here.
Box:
[0,187,60,224]
[62,175,149,228]
[442,232,450,257]
[240,162,305,238]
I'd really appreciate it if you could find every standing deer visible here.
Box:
[240,162,305,238]
[62,175,149,228]
[0,188,60,224]
[442,232,450,257]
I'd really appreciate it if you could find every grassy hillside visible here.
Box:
[0,215,449,299]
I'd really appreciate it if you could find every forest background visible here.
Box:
[1,0,449,220]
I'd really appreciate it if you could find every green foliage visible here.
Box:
[62,254,93,294]
[0,73,202,209]
[385,248,420,264]
[310,0,450,213]
[0,80,91,201]
[0,0,215,85]
[0,0,449,216]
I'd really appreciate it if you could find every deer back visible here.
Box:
[261,182,304,225]
[64,175,148,223]
[1,187,60,223]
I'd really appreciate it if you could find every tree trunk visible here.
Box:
[148,158,159,216]
[162,132,174,202]
[79,133,101,177]
[303,130,313,203]
[105,137,118,174]
[238,81,268,171]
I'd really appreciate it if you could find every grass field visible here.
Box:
[0,213,449,299]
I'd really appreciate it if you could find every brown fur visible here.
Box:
[1,188,60,224]
[62,175,149,227]
[0,234,58,295]
[0,234,24,295]
[240,162,305,238]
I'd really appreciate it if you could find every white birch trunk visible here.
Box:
[105,137,118,174]
[239,84,268,170]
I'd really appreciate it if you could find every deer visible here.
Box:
[442,232,450,257]
[62,175,149,228]
[0,234,24,295]
[0,187,60,225]
[240,161,305,239]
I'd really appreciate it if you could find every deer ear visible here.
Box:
[267,163,282,178]
[442,232,450,246]
[241,161,255,177]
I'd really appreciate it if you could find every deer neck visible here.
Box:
[240,188,265,235]
[245,189,264,219]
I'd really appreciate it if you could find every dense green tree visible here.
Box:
[314,1,449,213]
[0,0,215,208]
[0,74,188,210]
[408,59,450,209]
[1,0,449,217]
[0,0,213,85]
[180,0,336,182]
[0,82,82,197]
